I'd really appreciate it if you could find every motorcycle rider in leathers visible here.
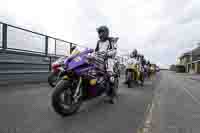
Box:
[95,26,118,104]
[127,49,138,67]
[139,54,146,85]
[125,49,138,83]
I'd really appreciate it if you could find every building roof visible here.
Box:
[179,52,191,59]
[192,46,200,56]
[191,46,200,61]
[179,46,200,59]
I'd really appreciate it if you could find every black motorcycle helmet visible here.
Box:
[130,49,137,58]
[137,54,141,60]
[96,26,109,41]
[147,61,150,65]
[140,54,144,60]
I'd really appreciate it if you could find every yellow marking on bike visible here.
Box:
[137,128,144,133]
[63,75,69,80]
[90,79,97,86]
[127,64,137,69]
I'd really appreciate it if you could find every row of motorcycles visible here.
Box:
[47,44,157,117]
[48,39,120,117]
[124,62,156,88]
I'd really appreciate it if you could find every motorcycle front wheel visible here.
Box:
[127,72,134,88]
[140,72,144,86]
[51,80,82,117]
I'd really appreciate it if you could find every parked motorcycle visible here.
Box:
[48,57,66,87]
[51,42,119,116]
[138,65,144,86]
[143,65,149,80]
[48,48,81,87]
[150,66,156,77]
[125,63,137,88]
[113,58,121,78]
[125,63,144,88]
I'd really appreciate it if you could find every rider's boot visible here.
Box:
[106,74,117,104]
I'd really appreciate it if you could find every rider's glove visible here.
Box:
[107,49,117,58]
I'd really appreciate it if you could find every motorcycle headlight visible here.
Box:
[85,58,91,64]
[84,55,93,64]
[52,63,61,69]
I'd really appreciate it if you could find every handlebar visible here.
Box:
[86,49,116,63]
[94,49,116,56]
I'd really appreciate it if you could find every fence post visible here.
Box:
[70,43,73,54]
[49,56,52,71]
[45,36,48,56]
[55,39,56,56]
[2,24,7,50]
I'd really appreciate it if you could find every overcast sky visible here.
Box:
[0,0,200,68]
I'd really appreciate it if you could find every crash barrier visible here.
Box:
[0,22,87,85]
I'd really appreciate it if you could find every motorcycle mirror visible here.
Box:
[113,37,119,44]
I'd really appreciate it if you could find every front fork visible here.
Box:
[106,74,117,97]
[55,71,62,82]
[73,77,82,102]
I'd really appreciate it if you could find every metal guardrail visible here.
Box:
[0,21,88,57]
[0,23,2,48]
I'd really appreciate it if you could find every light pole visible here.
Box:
[190,42,196,73]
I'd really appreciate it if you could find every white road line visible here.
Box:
[183,87,200,106]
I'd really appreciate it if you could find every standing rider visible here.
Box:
[95,25,118,104]
[146,61,151,78]
[139,54,146,84]
[140,55,146,72]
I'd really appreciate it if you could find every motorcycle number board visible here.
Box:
[74,56,82,62]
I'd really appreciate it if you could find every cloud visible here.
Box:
[0,0,200,67]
